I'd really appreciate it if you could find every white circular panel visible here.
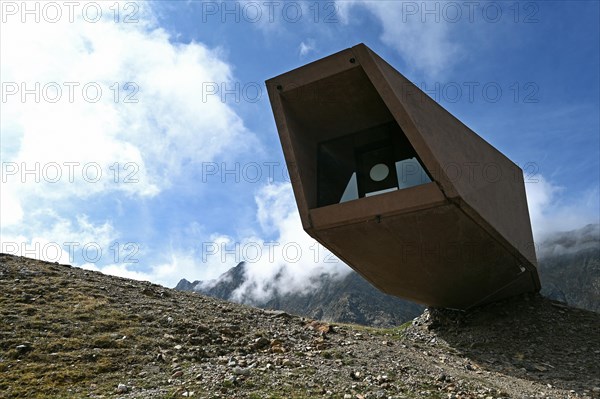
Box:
[369,163,389,182]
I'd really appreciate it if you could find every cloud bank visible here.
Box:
[525,176,599,241]
[197,182,352,303]
[0,1,255,281]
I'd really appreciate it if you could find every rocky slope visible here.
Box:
[176,263,424,328]
[1,253,599,399]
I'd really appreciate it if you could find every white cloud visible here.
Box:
[197,182,352,303]
[93,183,351,291]
[1,1,253,225]
[124,246,239,289]
[536,223,599,259]
[0,210,116,265]
[1,1,257,272]
[99,262,154,282]
[525,175,599,241]
[336,1,462,78]
[0,203,232,288]
[1,3,252,216]
[299,40,315,57]
[0,183,23,226]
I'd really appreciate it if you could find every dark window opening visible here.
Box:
[317,121,432,207]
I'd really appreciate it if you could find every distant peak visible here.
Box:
[174,278,200,291]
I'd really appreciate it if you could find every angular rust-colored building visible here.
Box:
[266,44,540,310]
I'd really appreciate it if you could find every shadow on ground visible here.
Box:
[424,295,600,393]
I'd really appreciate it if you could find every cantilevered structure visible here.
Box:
[266,43,540,309]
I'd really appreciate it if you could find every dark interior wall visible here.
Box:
[279,66,395,209]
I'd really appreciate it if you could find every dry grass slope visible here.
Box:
[1,253,598,399]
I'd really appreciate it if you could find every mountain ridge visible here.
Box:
[177,262,424,328]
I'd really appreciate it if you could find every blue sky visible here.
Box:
[1,0,598,289]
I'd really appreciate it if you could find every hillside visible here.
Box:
[177,263,424,328]
[1,253,599,398]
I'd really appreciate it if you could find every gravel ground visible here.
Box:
[1,253,598,399]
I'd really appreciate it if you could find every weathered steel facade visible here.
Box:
[266,44,540,309]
